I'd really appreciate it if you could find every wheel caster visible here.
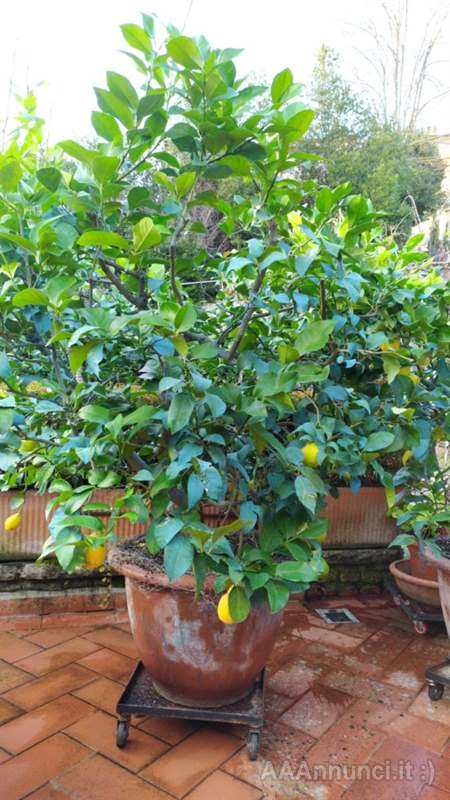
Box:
[428,682,444,701]
[116,718,129,748]
[393,594,401,607]
[247,731,260,761]
[413,620,427,635]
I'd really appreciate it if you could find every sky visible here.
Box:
[0,0,449,143]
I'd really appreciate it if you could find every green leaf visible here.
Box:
[78,405,113,424]
[36,167,62,192]
[172,334,189,358]
[106,71,139,108]
[164,533,194,580]
[0,158,22,190]
[137,92,165,122]
[228,585,251,622]
[12,288,48,307]
[121,23,152,54]
[77,230,129,249]
[132,217,161,252]
[382,355,401,384]
[92,155,120,184]
[175,171,196,199]
[167,36,203,69]
[69,343,95,374]
[151,517,184,547]
[58,140,94,164]
[190,342,218,360]
[278,343,298,364]
[295,476,318,514]
[0,353,12,380]
[175,303,197,332]
[0,231,36,253]
[265,580,290,613]
[168,393,195,433]
[271,68,293,105]
[295,320,335,356]
[94,88,134,128]
[122,406,156,425]
[59,514,104,531]
[284,109,314,141]
[295,364,329,383]
[187,473,204,509]
[205,393,226,418]
[91,111,122,142]
[0,408,14,433]
[275,560,316,582]
[365,431,395,452]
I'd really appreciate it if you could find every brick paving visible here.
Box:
[0,594,448,799]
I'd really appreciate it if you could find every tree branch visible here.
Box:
[98,257,148,309]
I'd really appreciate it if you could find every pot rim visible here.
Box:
[389,558,439,589]
[424,544,450,575]
[108,543,217,593]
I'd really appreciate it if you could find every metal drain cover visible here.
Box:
[315,608,360,624]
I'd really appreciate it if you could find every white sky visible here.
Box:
[0,0,449,142]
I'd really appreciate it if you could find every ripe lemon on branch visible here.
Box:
[217,586,236,624]
[301,442,319,468]
[4,513,21,531]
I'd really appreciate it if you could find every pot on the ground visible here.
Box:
[109,543,283,708]
[424,547,450,639]
[389,558,441,607]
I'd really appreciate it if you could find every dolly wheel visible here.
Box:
[413,620,427,635]
[393,594,402,607]
[247,731,259,761]
[116,719,129,748]
[428,682,444,701]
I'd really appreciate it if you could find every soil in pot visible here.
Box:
[109,538,283,708]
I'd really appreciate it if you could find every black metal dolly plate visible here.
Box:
[426,658,450,701]
[387,580,444,635]
[116,661,265,760]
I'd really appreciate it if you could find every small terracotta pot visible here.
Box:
[407,542,438,582]
[424,547,450,640]
[389,558,440,607]
[109,544,283,708]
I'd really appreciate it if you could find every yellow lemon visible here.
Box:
[402,450,413,466]
[4,513,21,531]
[288,210,302,228]
[85,543,107,570]
[19,439,38,454]
[399,367,420,385]
[217,588,235,625]
[381,339,400,352]
[0,390,9,399]
[301,442,319,468]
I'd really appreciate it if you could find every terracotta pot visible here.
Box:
[109,544,283,708]
[407,542,438,582]
[424,547,450,640]
[321,487,398,549]
[389,558,441,607]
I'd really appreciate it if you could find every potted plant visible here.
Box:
[388,465,450,605]
[424,538,450,641]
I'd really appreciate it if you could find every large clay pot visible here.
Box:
[109,544,283,708]
[425,548,450,639]
[407,542,438,582]
[389,558,441,607]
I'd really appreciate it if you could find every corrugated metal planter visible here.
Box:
[0,490,145,561]
[322,487,398,549]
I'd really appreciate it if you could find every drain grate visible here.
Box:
[315,608,360,624]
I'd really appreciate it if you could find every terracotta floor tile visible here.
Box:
[420,787,450,800]
[341,698,405,730]
[267,659,324,698]
[138,715,199,744]
[297,626,361,651]
[381,638,449,693]
[0,630,42,662]
[54,752,170,799]
[348,627,412,672]
[72,676,123,715]
[0,658,31,692]
[65,709,168,771]
[281,684,355,738]
[0,696,21,724]
[308,597,367,609]
[25,627,92,648]
[2,663,97,710]
[140,727,243,798]
[408,686,450,726]
[15,637,100,676]
[83,626,139,658]
[304,704,385,785]
[264,689,296,721]
[24,784,72,799]
[431,752,450,793]
[184,769,262,799]
[0,694,94,754]
[76,647,136,682]
[380,712,449,753]
[0,732,90,800]
[320,669,415,709]
[0,747,10,763]
[370,737,442,794]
